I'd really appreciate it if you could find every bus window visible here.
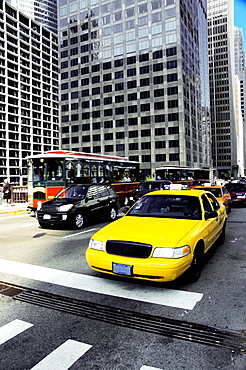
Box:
[46,160,63,181]
[91,165,98,179]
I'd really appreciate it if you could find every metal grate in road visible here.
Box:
[1,282,245,354]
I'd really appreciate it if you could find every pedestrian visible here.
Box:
[2,178,11,205]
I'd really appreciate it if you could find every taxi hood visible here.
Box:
[96,215,200,247]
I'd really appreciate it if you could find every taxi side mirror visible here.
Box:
[205,210,218,220]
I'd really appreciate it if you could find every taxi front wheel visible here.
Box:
[188,245,204,282]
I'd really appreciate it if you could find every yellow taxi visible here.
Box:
[86,189,227,283]
[193,184,231,213]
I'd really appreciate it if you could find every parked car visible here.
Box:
[86,189,227,283]
[36,184,120,229]
[193,185,231,213]
[128,180,172,205]
[225,182,246,206]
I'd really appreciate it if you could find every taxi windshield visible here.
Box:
[128,195,202,220]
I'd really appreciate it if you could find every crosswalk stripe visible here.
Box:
[31,339,92,370]
[0,258,203,310]
[0,319,33,345]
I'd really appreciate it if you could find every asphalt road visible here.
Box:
[0,208,245,370]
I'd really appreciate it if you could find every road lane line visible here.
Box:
[140,367,163,370]
[31,339,92,370]
[21,223,38,228]
[0,259,203,310]
[63,228,98,238]
[0,319,33,345]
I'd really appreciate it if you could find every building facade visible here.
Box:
[234,26,246,176]
[0,0,59,184]
[207,0,238,179]
[59,0,211,179]
[7,0,58,34]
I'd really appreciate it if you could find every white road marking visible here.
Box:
[141,367,163,370]
[31,339,92,370]
[0,319,33,345]
[63,228,98,238]
[21,223,38,228]
[0,259,203,310]
[0,214,28,220]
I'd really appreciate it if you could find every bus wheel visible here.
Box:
[73,212,85,229]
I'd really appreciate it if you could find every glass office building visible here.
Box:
[59,0,211,178]
[207,0,238,179]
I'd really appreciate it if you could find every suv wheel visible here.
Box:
[73,212,85,229]
[109,207,117,221]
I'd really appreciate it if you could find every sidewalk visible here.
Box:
[0,202,29,216]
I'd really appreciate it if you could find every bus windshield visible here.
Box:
[32,159,63,182]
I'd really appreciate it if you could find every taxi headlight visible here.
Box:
[58,204,73,212]
[153,245,191,258]
[88,239,105,251]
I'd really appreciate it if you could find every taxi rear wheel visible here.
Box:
[217,224,226,245]
[188,244,204,282]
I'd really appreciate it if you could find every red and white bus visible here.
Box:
[26,150,140,211]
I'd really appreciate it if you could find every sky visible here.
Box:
[234,0,246,52]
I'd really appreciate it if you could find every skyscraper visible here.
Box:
[59,0,211,178]
[0,0,59,184]
[234,26,246,176]
[8,0,58,33]
[207,0,238,179]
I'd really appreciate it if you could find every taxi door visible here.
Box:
[201,193,222,251]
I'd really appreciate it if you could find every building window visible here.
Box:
[168,126,179,134]
[155,127,165,135]
[104,133,113,140]
[116,132,124,139]
[116,144,125,151]
[129,130,138,138]
[141,129,150,137]
[169,153,179,161]
[153,75,164,84]
[168,100,178,108]
[115,82,124,91]
[141,142,151,149]
[128,117,138,125]
[168,113,179,121]
[156,154,166,162]
[155,141,166,149]
[105,145,113,152]
[127,80,137,89]
[154,101,164,110]
[142,155,151,162]
[128,93,137,101]
[140,103,150,112]
[116,119,124,127]
[129,143,138,150]
[128,105,137,113]
[104,120,113,128]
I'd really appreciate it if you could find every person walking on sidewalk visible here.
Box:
[2,178,11,205]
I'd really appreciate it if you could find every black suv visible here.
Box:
[36,184,120,229]
[128,180,172,205]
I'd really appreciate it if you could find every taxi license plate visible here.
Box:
[43,214,51,220]
[112,263,132,276]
